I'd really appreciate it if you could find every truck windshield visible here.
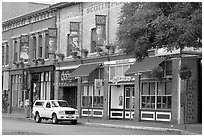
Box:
[51,101,69,107]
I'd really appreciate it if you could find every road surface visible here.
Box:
[2,118,178,135]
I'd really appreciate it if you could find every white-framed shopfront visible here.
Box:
[104,58,136,119]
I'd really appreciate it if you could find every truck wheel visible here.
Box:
[71,120,77,125]
[35,112,42,123]
[52,113,58,124]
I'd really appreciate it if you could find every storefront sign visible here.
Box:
[112,76,135,84]
[67,2,123,19]
[61,71,71,81]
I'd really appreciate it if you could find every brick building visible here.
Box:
[2,2,202,124]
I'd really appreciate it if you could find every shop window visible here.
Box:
[40,72,51,100]
[82,85,103,108]
[109,64,131,81]
[11,74,24,107]
[141,81,172,110]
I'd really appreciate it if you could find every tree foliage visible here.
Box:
[116,2,202,61]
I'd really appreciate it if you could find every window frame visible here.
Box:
[140,81,172,110]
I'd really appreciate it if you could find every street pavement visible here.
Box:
[2,113,202,135]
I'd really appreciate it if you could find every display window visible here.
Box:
[82,85,103,108]
[11,74,27,107]
[141,81,172,110]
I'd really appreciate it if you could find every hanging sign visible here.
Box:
[95,15,106,46]
[20,35,29,61]
[95,79,103,91]
[48,28,57,54]
[69,22,80,53]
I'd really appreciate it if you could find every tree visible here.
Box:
[116,2,202,61]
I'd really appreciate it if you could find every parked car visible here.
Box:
[32,100,79,125]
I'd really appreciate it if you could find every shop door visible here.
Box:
[124,86,134,119]
[63,87,77,108]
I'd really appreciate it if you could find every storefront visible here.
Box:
[125,57,173,122]
[29,65,55,107]
[105,58,136,119]
[67,62,104,118]
[58,69,78,108]
[9,69,26,114]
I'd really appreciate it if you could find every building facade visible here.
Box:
[2,2,202,124]
[2,4,57,115]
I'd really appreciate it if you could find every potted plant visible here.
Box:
[81,49,89,58]
[32,58,38,64]
[37,58,45,64]
[55,53,65,60]
[109,45,116,54]
[70,51,78,58]
[13,61,19,68]
[19,60,25,67]
[95,46,103,55]
[179,64,192,80]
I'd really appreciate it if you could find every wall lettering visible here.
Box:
[66,2,123,19]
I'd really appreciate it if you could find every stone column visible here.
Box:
[54,70,60,100]
[35,34,39,58]
[42,32,46,59]
[133,74,141,122]
[29,36,34,60]
[103,65,109,120]
[17,38,21,62]
[77,77,82,117]
[171,58,180,124]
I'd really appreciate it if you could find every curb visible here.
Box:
[83,122,197,135]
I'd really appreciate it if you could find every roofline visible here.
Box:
[2,2,78,24]
[49,2,77,9]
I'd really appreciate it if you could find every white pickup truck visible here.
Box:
[32,100,79,125]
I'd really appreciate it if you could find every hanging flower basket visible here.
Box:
[55,53,65,60]
[151,66,164,82]
[179,64,192,80]
[70,51,78,58]
[32,58,38,64]
[81,49,89,58]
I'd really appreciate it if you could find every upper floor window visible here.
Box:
[2,46,5,65]
[6,44,9,65]
[91,28,96,53]
[33,37,37,59]
[14,40,18,62]
[38,35,43,58]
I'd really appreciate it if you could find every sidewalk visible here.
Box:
[2,113,202,135]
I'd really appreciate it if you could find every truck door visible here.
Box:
[43,101,52,118]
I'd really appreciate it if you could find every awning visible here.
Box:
[125,57,165,76]
[68,63,100,78]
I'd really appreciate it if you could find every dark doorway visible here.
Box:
[63,87,77,108]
